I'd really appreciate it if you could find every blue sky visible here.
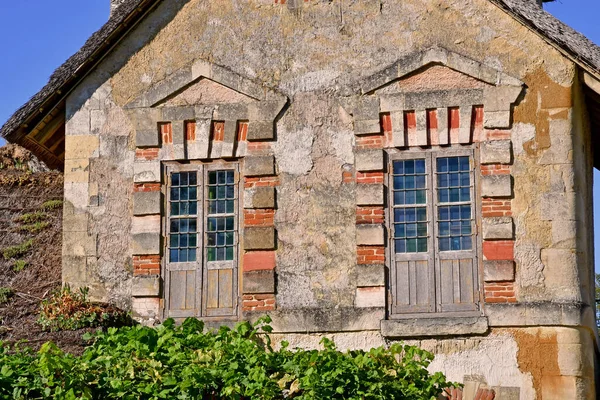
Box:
[0,1,599,268]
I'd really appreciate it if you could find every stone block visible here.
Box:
[134,161,161,183]
[132,276,161,297]
[356,264,385,287]
[483,86,523,112]
[132,215,161,234]
[162,106,194,121]
[482,217,514,240]
[380,94,405,112]
[480,140,512,164]
[62,256,88,283]
[63,232,97,257]
[481,175,512,198]
[248,120,275,141]
[133,191,161,216]
[132,232,161,255]
[354,119,381,135]
[483,260,515,282]
[172,120,185,145]
[131,297,161,320]
[244,227,276,250]
[244,187,276,209]
[540,193,575,221]
[355,149,384,172]
[356,224,385,245]
[381,316,489,338]
[66,109,91,136]
[355,286,385,308]
[484,110,511,129]
[63,213,88,233]
[136,129,159,147]
[64,158,90,183]
[356,184,384,206]
[65,135,100,160]
[354,97,380,120]
[244,155,275,177]
[243,270,275,294]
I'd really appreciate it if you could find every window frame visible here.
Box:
[386,146,483,319]
[162,160,241,320]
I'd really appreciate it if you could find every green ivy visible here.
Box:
[0,316,456,399]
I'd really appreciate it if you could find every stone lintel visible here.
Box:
[381,316,489,338]
[355,149,384,172]
[132,275,161,297]
[356,184,384,206]
[244,187,276,209]
[483,260,515,282]
[481,175,512,198]
[356,224,385,246]
[243,270,275,294]
[482,217,514,240]
[484,110,511,129]
[354,97,380,120]
[132,232,161,255]
[244,227,276,250]
[481,140,512,164]
[244,155,275,177]
[133,191,162,216]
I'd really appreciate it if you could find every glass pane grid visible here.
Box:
[169,171,198,263]
[436,156,472,251]
[207,170,236,262]
[392,159,428,254]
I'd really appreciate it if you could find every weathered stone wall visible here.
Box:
[62,0,597,397]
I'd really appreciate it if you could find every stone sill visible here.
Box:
[380,316,489,338]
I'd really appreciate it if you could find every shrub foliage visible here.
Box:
[0,316,455,399]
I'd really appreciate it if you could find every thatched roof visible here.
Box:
[1,0,600,164]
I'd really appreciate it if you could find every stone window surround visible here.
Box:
[347,47,522,337]
[128,60,286,320]
[386,146,481,318]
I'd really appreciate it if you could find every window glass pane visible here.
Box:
[393,176,404,190]
[394,191,404,205]
[180,173,189,186]
[209,171,217,185]
[172,173,180,186]
[189,172,197,186]
[226,247,234,261]
[189,186,197,201]
[170,249,179,263]
[406,239,417,253]
[206,170,237,263]
[180,187,189,201]
[392,159,428,254]
[436,156,473,252]
[188,249,197,262]
[170,220,179,233]
[171,203,180,216]
[189,202,198,215]
[170,235,178,248]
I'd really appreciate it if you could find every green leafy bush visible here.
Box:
[38,286,132,332]
[0,316,456,399]
[2,239,33,260]
[18,221,50,234]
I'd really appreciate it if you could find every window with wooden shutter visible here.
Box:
[164,162,239,319]
[388,149,479,318]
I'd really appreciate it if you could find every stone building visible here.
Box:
[1,0,599,398]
